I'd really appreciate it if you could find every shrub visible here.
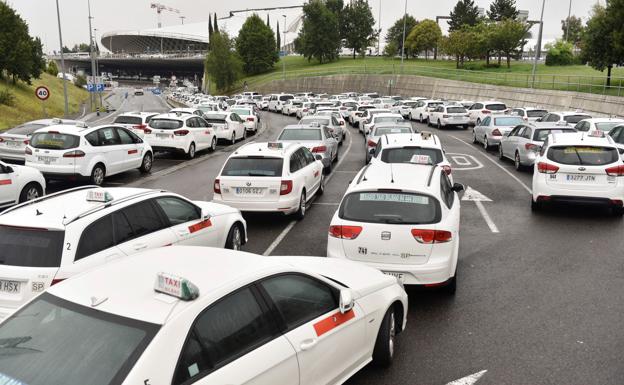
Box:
[545,40,576,66]
[46,60,59,76]
[74,74,87,88]
[0,89,15,106]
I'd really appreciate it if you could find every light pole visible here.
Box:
[55,0,69,117]
[377,0,381,56]
[400,0,407,68]
[531,0,546,88]
[180,16,185,25]
[282,14,287,80]
[565,0,572,42]
[88,0,98,113]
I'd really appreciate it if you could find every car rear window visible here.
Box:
[222,157,283,177]
[547,146,618,166]
[301,118,330,126]
[374,117,402,124]
[494,117,524,126]
[6,123,46,136]
[30,132,79,150]
[381,147,443,164]
[231,109,251,116]
[0,226,64,267]
[533,129,575,141]
[339,191,441,224]
[486,103,507,111]
[373,126,412,136]
[564,115,591,124]
[527,110,548,118]
[447,107,467,114]
[148,119,183,130]
[595,122,621,132]
[279,95,294,101]
[114,116,142,125]
[204,114,227,123]
[427,102,443,107]
[279,129,322,141]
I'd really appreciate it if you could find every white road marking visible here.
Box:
[462,187,499,233]
[312,202,340,206]
[475,201,500,233]
[447,153,484,170]
[446,370,487,385]
[451,136,532,194]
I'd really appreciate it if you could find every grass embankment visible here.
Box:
[0,73,89,130]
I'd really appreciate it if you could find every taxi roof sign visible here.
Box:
[154,272,199,301]
[588,130,605,138]
[410,154,433,165]
[420,131,433,140]
[267,142,283,150]
[86,189,113,203]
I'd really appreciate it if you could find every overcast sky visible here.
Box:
[7,0,604,53]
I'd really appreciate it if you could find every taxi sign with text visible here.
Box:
[154,272,199,301]
[410,154,433,165]
[86,190,113,203]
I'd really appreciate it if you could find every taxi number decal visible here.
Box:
[313,309,355,337]
[188,219,212,233]
[0,180,12,186]
[128,149,138,155]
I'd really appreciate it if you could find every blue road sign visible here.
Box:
[87,84,95,92]
[96,84,105,92]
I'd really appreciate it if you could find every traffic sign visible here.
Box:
[87,84,95,92]
[35,86,50,101]
[87,83,105,92]
[96,84,105,92]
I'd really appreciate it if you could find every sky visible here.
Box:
[6,0,605,53]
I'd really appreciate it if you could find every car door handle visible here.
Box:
[177,229,190,237]
[300,338,318,351]
[133,243,148,251]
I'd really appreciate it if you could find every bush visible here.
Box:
[463,62,501,71]
[0,89,15,106]
[46,60,58,76]
[74,74,87,88]
[545,40,576,66]
[383,41,399,58]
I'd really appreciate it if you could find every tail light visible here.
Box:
[442,165,452,175]
[311,146,327,153]
[213,178,221,194]
[303,108,309,112]
[23,140,29,145]
[523,117,529,121]
[51,278,65,286]
[492,129,502,136]
[63,150,86,158]
[132,124,147,131]
[481,110,491,114]
[174,129,189,136]
[143,128,152,134]
[246,117,255,122]
[443,114,450,118]
[411,229,452,244]
[367,139,377,147]
[0,138,4,143]
[329,225,363,240]
[605,165,624,176]
[339,121,345,125]
[525,143,540,152]
[25,147,32,155]
[280,180,293,195]
[537,162,559,174]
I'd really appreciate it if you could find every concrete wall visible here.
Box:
[255,74,624,117]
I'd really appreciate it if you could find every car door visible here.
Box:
[290,149,307,195]
[0,163,16,208]
[153,196,220,247]
[186,117,203,147]
[258,274,367,385]
[114,200,177,254]
[230,113,244,138]
[172,286,299,385]
[475,116,490,138]
[502,126,520,157]
[96,127,124,175]
[323,127,338,160]
[301,148,321,194]
[72,214,126,271]
[115,127,141,171]
[196,117,214,149]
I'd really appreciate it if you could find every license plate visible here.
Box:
[156,134,170,139]
[0,280,20,294]
[565,174,596,182]
[235,187,264,195]
[37,156,56,164]
[383,271,404,282]
[5,141,20,147]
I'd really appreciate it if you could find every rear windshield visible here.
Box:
[30,132,79,150]
[533,129,575,141]
[339,191,441,224]
[114,116,142,125]
[402,102,417,107]
[373,126,412,136]
[358,106,375,111]
[0,226,64,267]
[301,118,330,126]
[148,119,183,130]
[447,107,467,114]
[205,114,227,123]
[231,109,251,116]
[547,146,618,166]
[381,147,443,164]
[596,122,621,132]
[486,103,507,111]
[279,95,294,101]
[494,117,524,126]
[6,123,46,136]
[374,117,402,124]
[427,102,443,107]
[222,157,283,177]
[0,293,158,385]
[279,129,322,141]
[564,115,591,124]
[527,110,548,118]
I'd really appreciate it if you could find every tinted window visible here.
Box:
[447,107,467,114]
[279,129,322,141]
[440,172,454,209]
[222,157,283,177]
[204,114,227,124]
[113,116,141,125]
[76,216,115,260]
[122,201,167,237]
[98,127,121,146]
[481,117,491,126]
[112,211,135,245]
[85,131,100,146]
[485,103,507,111]
[381,147,443,164]
[231,109,252,116]
[545,114,560,122]
[7,123,46,135]
[527,110,547,118]
[547,146,619,166]
[279,95,294,102]
[374,126,412,136]
[148,119,184,130]
[290,150,304,173]
[301,118,330,126]
[494,117,524,126]
[116,128,134,144]
[533,129,575,141]
[339,191,441,224]
[595,122,622,132]
[260,274,337,330]
[30,132,79,150]
[564,115,592,124]
[173,288,276,384]
[0,226,64,267]
[155,197,200,226]
[374,116,402,124]
[302,148,316,165]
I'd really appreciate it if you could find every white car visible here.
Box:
[365,123,414,164]
[113,112,159,138]
[362,113,405,136]
[429,105,470,129]
[259,96,270,110]
[473,115,525,150]
[0,187,247,319]
[0,246,408,384]
[26,124,153,185]
[213,142,324,219]
[203,111,246,144]
[510,107,548,122]
[467,101,509,126]
[574,118,624,133]
[228,106,259,134]
[327,158,463,292]
[393,100,418,119]
[349,104,375,127]
[282,99,304,116]
[531,131,624,216]
[537,111,593,125]
[358,109,392,134]
[268,93,295,112]
[196,102,222,115]
[296,102,316,119]
[0,160,45,209]
[408,99,443,124]
[145,113,216,159]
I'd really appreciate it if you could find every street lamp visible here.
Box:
[400,0,407,68]
[54,0,69,117]
[531,0,546,88]
[88,0,98,113]
[282,14,287,80]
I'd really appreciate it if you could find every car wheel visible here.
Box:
[90,164,106,186]
[483,136,489,150]
[295,190,306,220]
[472,130,478,144]
[242,129,247,140]
[437,119,442,129]
[334,149,339,163]
[19,182,43,203]
[139,152,153,173]
[372,308,396,368]
[514,152,524,171]
[531,198,542,212]
[612,206,624,217]
[419,114,424,123]
[444,274,457,295]
[498,145,505,160]
[225,224,243,250]
[317,173,325,196]
[230,132,236,145]
[187,142,196,159]
[210,137,217,152]
[324,161,332,174]
[476,118,482,126]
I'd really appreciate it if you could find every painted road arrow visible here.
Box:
[462,187,499,233]
[446,370,487,385]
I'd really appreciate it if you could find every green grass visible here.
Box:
[0,73,89,130]
[238,56,624,96]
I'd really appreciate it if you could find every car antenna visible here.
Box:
[390,163,395,184]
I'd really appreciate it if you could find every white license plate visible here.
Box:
[5,141,20,147]
[0,280,20,294]
[383,271,404,282]
[235,187,264,195]
[565,174,597,182]
[37,156,56,164]
[156,134,170,139]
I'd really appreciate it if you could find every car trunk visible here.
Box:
[544,146,620,192]
[218,156,284,202]
[28,132,80,171]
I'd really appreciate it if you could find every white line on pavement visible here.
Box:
[446,370,487,385]
[312,202,340,206]
[475,201,500,233]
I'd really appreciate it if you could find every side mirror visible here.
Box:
[451,183,465,193]
[619,148,624,155]
[202,211,212,221]
[339,289,354,314]
[206,123,213,128]
[369,148,375,155]
[315,154,323,161]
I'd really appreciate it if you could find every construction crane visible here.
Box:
[150,3,180,28]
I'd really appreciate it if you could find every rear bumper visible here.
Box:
[533,182,624,203]
[213,194,300,214]
[441,118,470,126]
[535,195,623,207]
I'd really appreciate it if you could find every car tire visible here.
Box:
[19,182,43,203]
[230,132,236,145]
[295,190,306,220]
[90,164,106,186]
[612,206,624,217]
[514,152,524,171]
[242,129,247,140]
[139,152,153,173]
[324,161,332,175]
[225,224,243,250]
[187,142,196,159]
[419,114,424,123]
[444,274,457,295]
[483,136,489,150]
[317,174,325,196]
[334,149,339,163]
[498,145,505,160]
[531,198,542,212]
[437,119,442,129]
[472,130,478,144]
[210,137,217,152]
[372,308,397,368]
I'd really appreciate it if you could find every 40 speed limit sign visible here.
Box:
[35,86,50,101]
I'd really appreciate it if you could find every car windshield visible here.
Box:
[0,293,159,385]
[596,122,621,132]
[279,95,294,101]
[533,129,576,141]
[221,157,283,177]
[564,115,592,124]
[374,117,402,124]
[279,129,322,141]
[6,123,46,136]
[231,109,251,116]
[373,126,412,136]
[527,110,548,118]
[381,147,443,164]
[30,132,79,150]
[114,116,142,125]
[340,191,441,224]
[486,103,507,111]
[447,107,467,114]
[494,117,524,126]
[547,146,618,166]
[148,119,183,130]
[0,226,64,267]
[301,118,330,126]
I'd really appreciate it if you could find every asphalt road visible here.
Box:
[50,90,624,384]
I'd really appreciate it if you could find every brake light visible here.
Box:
[481,110,491,114]
[25,147,32,155]
[246,117,255,122]
[442,165,452,175]
[213,178,221,194]
[23,140,29,145]
[303,108,309,112]
[143,128,152,134]
[605,165,624,176]
[51,278,65,286]
[0,138,3,143]
[132,124,147,130]
[311,146,326,153]
[47,130,60,134]
[174,129,189,136]
[537,162,559,174]
[63,150,86,158]
[367,139,377,147]
[411,229,452,244]
[280,180,293,195]
[329,225,363,240]
[525,143,540,151]
[492,129,502,136]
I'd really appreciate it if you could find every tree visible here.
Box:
[213,13,219,33]
[341,0,376,59]
[448,0,480,32]
[326,0,344,15]
[385,15,418,58]
[405,19,442,60]
[441,26,486,68]
[489,19,527,68]
[71,43,90,52]
[545,40,575,66]
[383,41,398,58]
[209,18,213,38]
[205,32,242,92]
[487,0,518,21]
[276,21,281,53]
[294,0,340,64]
[581,4,624,87]
[236,14,278,75]
[46,60,59,76]
[266,13,270,27]
[561,16,583,46]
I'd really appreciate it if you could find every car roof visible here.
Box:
[547,132,616,147]
[580,118,624,123]
[117,111,158,117]
[350,162,441,194]
[233,141,300,157]
[378,132,442,148]
[34,123,91,135]
[527,122,576,129]
[549,111,591,116]
[373,113,403,119]
[477,100,505,104]
[283,124,322,131]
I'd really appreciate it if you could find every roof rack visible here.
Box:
[0,185,97,217]
[427,164,439,187]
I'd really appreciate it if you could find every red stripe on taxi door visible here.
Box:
[188,219,212,233]
[313,309,355,337]
[0,179,12,186]
[128,149,138,155]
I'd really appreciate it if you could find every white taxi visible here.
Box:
[145,113,216,159]
[328,158,464,293]
[0,186,247,319]
[203,111,246,144]
[0,246,407,384]
[467,100,509,126]
[25,124,153,185]
[0,160,46,209]
[531,131,624,216]
[213,142,324,219]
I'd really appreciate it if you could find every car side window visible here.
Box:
[610,127,621,142]
[120,200,167,238]
[302,148,315,165]
[290,151,303,173]
[374,141,382,158]
[98,127,121,146]
[187,118,197,128]
[439,172,454,209]
[509,126,521,137]
[547,114,559,122]
[172,287,278,385]
[196,118,208,128]
[259,274,338,331]
[323,127,333,139]
[522,127,532,139]
[332,117,339,126]
[116,128,134,145]
[112,211,135,245]
[85,131,100,146]
[75,215,115,261]
[155,197,200,226]
[515,127,526,138]
[481,117,491,126]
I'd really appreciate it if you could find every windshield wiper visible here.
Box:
[572,147,585,165]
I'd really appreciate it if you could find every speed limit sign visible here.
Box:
[35,86,50,101]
